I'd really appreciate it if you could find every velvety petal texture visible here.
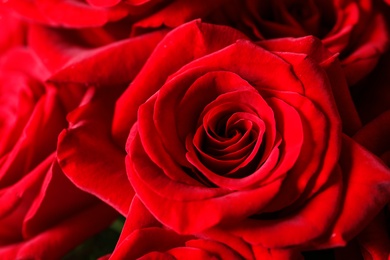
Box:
[104,196,304,260]
[3,0,231,32]
[2,0,389,258]
[57,87,133,215]
[0,48,118,258]
[226,0,390,85]
[3,0,130,28]
[56,29,165,215]
[0,7,26,54]
[117,21,390,252]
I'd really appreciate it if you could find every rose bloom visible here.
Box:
[224,0,390,86]
[0,42,118,259]
[56,21,390,257]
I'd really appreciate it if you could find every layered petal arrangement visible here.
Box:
[1,1,390,259]
[229,0,390,85]
[117,21,390,252]
[0,48,117,258]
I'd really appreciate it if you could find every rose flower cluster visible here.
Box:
[1,0,390,259]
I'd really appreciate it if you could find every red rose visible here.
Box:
[55,20,390,255]
[112,21,389,251]
[228,0,389,85]
[0,48,117,258]
[50,19,390,255]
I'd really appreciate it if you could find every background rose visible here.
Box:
[2,0,229,32]
[108,21,390,253]
[226,0,389,85]
[0,46,118,258]
[0,7,26,54]
[2,0,130,28]
[4,0,389,85]
[352,49,390,126]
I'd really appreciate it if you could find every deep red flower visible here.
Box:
[53,21,390,254]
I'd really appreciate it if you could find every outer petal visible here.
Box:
[252,246,304,260]
[0,155,52,245]
[0,87,66,188]
[0,8,26,54]
[4,0,129,28]
[87,0,121,8]
[57,87,133,216]
[0,48,49,157]
[48,30,167,86]
[341,11,389,85]
[29,24,165,76]
[0,202,117,259]
[258,36,361,135]
[22,160,99,238]
[315,135,390,247]
[112,20,249,144]
[109,197,254,260]
[132,0,225,35]
[207,166,343,248]
[127,127,283,234]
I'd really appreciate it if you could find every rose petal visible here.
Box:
[353,110,390,158]
[113,20,249,144]
[23,160,98,238]
[132,0,225,35]
[57,88,133,215]
[0,154,52,245]
[49,30,166,85]
[0,88,66,187]
[213,166,343,248]
[128,130,283,233]
[0,202,117,259]
[4,0,129,27]
[317,135,390,247]
[259,36,361,134]
[86,0,121,8]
